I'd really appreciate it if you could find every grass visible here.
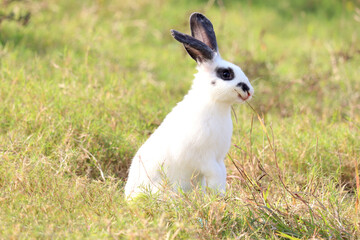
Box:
[0,0,359,239]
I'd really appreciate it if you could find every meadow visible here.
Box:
[0,0,359,239]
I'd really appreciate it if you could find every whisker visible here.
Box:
[250,77,261,83]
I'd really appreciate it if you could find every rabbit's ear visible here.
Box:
[171,29,214,63]
[190,13,218,53]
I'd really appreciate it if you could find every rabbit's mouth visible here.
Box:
[235,89,251,101]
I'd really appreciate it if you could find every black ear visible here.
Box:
[171,29,214,63]
[190,13,218,53]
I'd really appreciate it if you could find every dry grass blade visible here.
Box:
[355,159,360,230]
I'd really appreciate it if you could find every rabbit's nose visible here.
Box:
[237,82,250,92]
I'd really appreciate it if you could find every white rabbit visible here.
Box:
[125,12,254,199]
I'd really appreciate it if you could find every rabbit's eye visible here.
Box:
[216,68,234,81]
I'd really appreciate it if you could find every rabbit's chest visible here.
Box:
[203,115,232,155]
[183,113,233,160]
[160,103,233,161]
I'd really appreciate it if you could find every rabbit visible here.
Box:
[124,12,254,199]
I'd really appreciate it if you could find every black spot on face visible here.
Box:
[211,80,216,85]
[237,82,250,92]
[216,67,234,81]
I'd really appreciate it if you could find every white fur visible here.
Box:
[125,54,254,199]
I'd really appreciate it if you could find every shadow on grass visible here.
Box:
[72,132,135,181]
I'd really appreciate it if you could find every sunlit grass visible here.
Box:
[0,0,359,238]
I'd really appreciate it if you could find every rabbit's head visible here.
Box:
[171,13,254,104]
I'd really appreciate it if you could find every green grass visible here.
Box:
[0,0,359,239]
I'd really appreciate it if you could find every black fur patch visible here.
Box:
[216,67,234,81]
